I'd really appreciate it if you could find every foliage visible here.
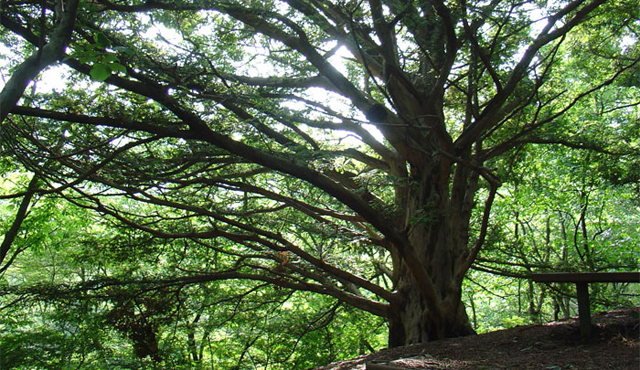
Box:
[1,0,638,368]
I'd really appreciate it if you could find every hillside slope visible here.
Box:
[314,308,639,370]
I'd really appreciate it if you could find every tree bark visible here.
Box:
[388,271,475,346]
[387,157,478,346]
[0,175,39,273]
[0,0,79,122]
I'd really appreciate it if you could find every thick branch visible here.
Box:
[1,272,389,317]
[0,0,80,122]
[0,175,39,271]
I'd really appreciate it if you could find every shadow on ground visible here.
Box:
[314,308,639,370]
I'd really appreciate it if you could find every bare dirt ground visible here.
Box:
[314,308,639,370]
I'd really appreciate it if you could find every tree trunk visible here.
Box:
[388,271,475,346]
[387,160,477,346]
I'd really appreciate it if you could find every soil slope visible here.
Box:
[314,308,639,370]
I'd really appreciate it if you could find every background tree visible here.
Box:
[1,0,638,358]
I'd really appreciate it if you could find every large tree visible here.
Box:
[1,0,638,347]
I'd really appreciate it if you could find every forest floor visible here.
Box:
[314,307,639,370]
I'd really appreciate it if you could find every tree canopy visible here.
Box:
[1,0,638,368]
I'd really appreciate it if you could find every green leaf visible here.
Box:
[94,32,111,48]
[102,54,119,63]
[110,62,127,74]
[114,46,135,57]
[89,64,112,81]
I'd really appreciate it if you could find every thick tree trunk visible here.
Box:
[388,278,475,347]
[387,159,478,346]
